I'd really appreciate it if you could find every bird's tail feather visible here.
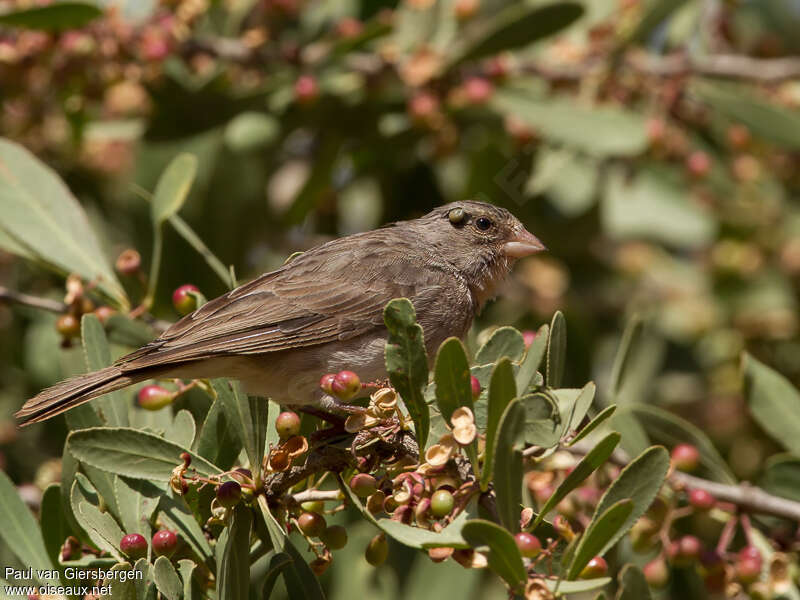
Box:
[15,366,141,426]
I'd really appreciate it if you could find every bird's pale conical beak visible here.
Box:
[503,228,547,258]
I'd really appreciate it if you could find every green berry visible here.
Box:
[297,512,326,537]
[365,533,388,566]
[320,525,348,550]
[430,489,454,518]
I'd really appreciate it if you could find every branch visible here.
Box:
[569,440,800,522]
[0,286,66,313]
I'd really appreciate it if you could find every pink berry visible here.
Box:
[331,370,361,401]
[470,376,481,400]
[120,533,148,559]
[514,532,541,558]
[275,411,301,438]
[579,556,608,579]
[152,530,178,557]
[294,75,319,104]
[137,385,174,411]
[672,444,700,472]
[319,373,336,394]
[688,489,715,511]
[172,284,200,315]
[463,77,493,104]
[736,546,762,583]
[643,557,669,588]
[349,473,378,498]
[686,151,711,178]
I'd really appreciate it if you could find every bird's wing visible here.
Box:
[120,233,452,370]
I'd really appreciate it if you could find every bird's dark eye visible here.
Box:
[475,217,492,231]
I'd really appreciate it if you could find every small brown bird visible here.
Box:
[16,200,544,426]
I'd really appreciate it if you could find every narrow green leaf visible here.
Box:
[461,520,526,590]
[592,446,670,556]
[60,440,84,539]
[616,564,652,600]
[195,396,242,470]
[212,379,265,474]
[475,327,526,365]
[218,505,253,600]
[67,427,222,481]
[153,556,182,600]
[249,552,292,600]
[628,403,736,484]
[0,2,102,30]
[566,499,633,579]
[82,313,129,427]
[114,477,161,537]
[568,405,617,446]
[761,454,800,502]
[558,382,597,439]
[532,432,621,530]
[546,311,567,388]
[0,471,53,577]
[83,464,122,524]
[743,353,800,456]
[40,484,68,566]
[617,0,689,47]
[384,298,430,448]
[515,324,549,393]
[481,358,516,490]
[177,559,200,600]
[492,400,526,532]
[158,492,213,565]
[165,410,196,448]
[70,474,125,560]
[151,153,197,225]
[543,579,611,594]
[167,213,235,289]
[434,337,474,423]
[609,317,644,397]
[105,314,157,347]
[0,138,128,308]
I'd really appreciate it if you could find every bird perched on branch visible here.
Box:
[16,200,545,426]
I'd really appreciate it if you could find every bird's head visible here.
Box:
[415,200,546,306]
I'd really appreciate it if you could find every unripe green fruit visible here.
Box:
[349,473,378,498]
[216,481,242,508]
[152,530,178,557]
[579,556,608,579]
[56,314,81,339]
[275,411,301,438]
[514,532,541,558]
[320,525,348,550]
[120,533,148,559]
[365,533,388,566]
[297,512,327,537]
[430,489,455,517]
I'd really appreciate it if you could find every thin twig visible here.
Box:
[291,489,342,503]
[0,285,67,313]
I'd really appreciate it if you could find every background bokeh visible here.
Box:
[1,0,799,597]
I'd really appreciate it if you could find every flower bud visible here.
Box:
[137,385,174,411]
[686,151,711,178]
[643,557,669,588]
[94,306,116,324]
[428,547,453,562]
[366,491,386,515]
[60,536,81,562]
[152,530,178,557]
[120,533,148,559]
[294,75,319,104]
[172,284,200,315]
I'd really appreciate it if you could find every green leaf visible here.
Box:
[165,410,196,448]
[627,404,736,484]
[608,317,644,398]
[105,314,157,347]
[82,313,129,427]
[448,2,583,67]
[569,405,617,446]
[743,353,800,456]
[557,383,597,439]
[177,559,200,600]
[475,327,526,365]
[40,484,68,566]
[114,477,161,537]
[434,337,474,423]
[60,441,85,540]
[195,396,242,470]
[461,520,526,590]
[83,464,122,524]
[217,505,252,600]
[544,579,611,594]
[153,556,182,600]
[70,474,125,560]
[101,562,143,600]
[250,552,292,600]
[515,324,549,393]
[157,491,213,565]
[481,358,517,490]
[67,427,222,481]
[616,564,652,600]
[692,81,800,150]
[151,153,197,226]
[384,298,430,449]
[592,446,670,556]
[492,91,648,157]
[546,311,567,388]
[0,470,53,577]
[616,0,689,47]
[522,392,561,448]
[224,112,279,153]
[255,497,325,600]
[566,499,633,579]
[0,138,127,307]
[492,400,526,532]
[532,432,621,530]
[761,454,800,502]
[212,379,266,475]
[0,2,102,30]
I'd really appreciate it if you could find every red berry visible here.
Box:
[152,530,178,557]
[120,533,148,559]
[408,92,439,122]
[137,385,174,411]
[688,489,715,511]
[671,444,700,472]
[579,556,608,579]
[686,151,711,178]
[56,314,81,339]
[275,411,301,438]
[172,284,200,315]
[331,370,361,401]
[736,546,762,584]
[320,525,348,550]
[319,373,336,394]
[430,489,455,518]
[470,376,481,400]
[463,77,493,104]
[216,481,242,508]
[643,557,669,588]
[514,532,541,558]
[297,512,327,537]
[365,533,388,566]
[670,535,702,565]
[349,473,378,498]
[294,75,319,104]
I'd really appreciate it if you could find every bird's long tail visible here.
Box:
[15,366,142,426]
